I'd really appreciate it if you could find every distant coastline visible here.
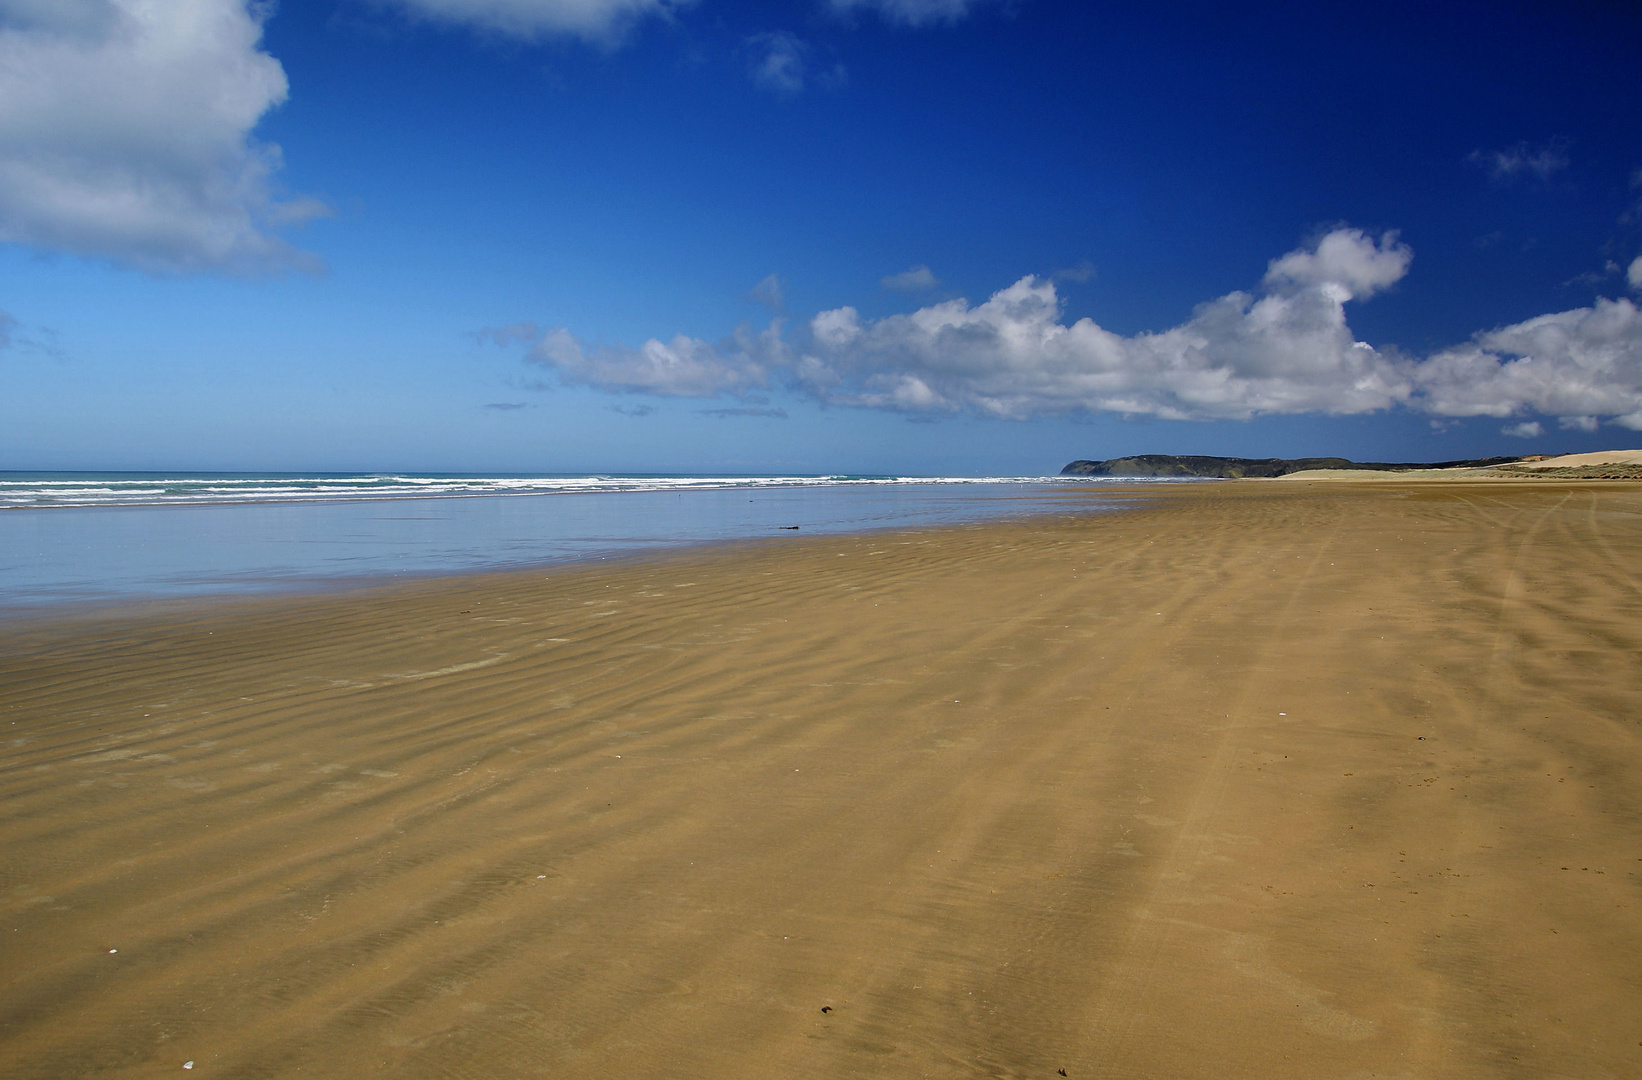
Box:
[1064,450,1642,479]
[1061,453,1527,478]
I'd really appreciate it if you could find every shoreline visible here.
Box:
[0,479,1144,617]
[3,479,1639,1078]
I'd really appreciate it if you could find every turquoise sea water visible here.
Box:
[0,472,1188,612]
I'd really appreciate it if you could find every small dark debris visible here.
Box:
[820,1006,832,1014]
[780,526,800,530]
[1417,736,1425,740]
[1059,1070,1068,1076]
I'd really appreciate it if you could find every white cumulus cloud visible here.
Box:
[1628,255,1642,291]
[378,0,689,42]
[1412,297,1642,429]
[1262,228,1412,301]
[0,0,324,274]
[502,227,1642,433]
[797,229,1417,420]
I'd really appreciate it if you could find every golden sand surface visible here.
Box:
[2,481,1640,1079]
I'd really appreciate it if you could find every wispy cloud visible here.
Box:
[1564,260,1624,290]
[1469,139,1570,184]
[699,406,788,418]
[748,31,806,95]
[478,322,540,347]
[880,265,938,292]
[0,0,326,274]
[498,320,786,398]
[1502,421,1543,438]
[747,272,785,310]
[483,401,529,410]
[828,0,997,27]
[0,311,69,363]
[745,31,843,95]
[377,0,692,43]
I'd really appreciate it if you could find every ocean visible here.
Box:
[0,472,1187,612]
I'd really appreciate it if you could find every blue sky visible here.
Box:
[3,0,1641,474]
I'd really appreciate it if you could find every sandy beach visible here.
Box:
[2,480,1640,1079]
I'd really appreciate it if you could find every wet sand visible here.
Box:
[2,481,1640,1078]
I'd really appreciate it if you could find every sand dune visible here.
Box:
[3,481,1640,1078]
[1515,448,1642,468]
[1276,448,1642,480]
